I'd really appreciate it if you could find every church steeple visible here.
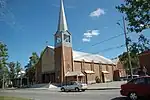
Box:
[54,0,73,84]
[57,0,68,32]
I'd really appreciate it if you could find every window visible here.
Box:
[134,78,145,85]
[81,61,85,71]
[64,34,70,43]
[106,65,109,71]
[56,37,62,44]
[128,78,145,85]
[91,63,94,71]
[147,78,150,84]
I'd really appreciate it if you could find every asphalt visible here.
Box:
[0,89,127,100]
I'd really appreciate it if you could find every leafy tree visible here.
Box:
[29,52,39,67]
[8,61,23,87]
[116,0,150,33]
[25,52,39,84]
[138,34,150,52]
[119,35,150,74]
[8,62,16,81]
[0,42,8,70]
[0,42,9,88]
[15,61,22,77]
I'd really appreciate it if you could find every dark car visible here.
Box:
[120,76,150,100]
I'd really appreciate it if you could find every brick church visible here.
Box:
[35,0,117,84]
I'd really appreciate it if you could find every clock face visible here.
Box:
[56,37,61,44]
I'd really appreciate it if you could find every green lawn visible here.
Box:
[0,96,31,100]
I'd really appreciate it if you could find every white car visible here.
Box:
[61,81,88,92]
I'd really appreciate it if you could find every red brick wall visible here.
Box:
[139,51,150,75]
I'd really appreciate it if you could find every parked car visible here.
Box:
[120,76,150,100]
[61,81,87,92]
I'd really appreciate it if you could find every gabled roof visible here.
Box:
[46,46,115,65]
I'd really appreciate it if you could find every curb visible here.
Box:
[86,88,120,90]
[2,88,120,91]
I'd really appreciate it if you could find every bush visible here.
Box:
[95,76,101,83]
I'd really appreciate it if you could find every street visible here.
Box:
[0,89,127,100]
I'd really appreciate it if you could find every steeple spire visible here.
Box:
[57,0,68,32]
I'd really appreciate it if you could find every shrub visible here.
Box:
[95,76,101,83]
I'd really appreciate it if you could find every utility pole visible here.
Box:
[123,16,133,79]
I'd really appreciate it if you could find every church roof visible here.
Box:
[47,46,115,65]
[73,50,114,64]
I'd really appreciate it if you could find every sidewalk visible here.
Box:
[87,81,127,90]
[2,81,127,91]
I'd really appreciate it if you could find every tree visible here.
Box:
[0,42,9,88]
[15,61,22,78]
[25,52,39,84]
[138,34,150,52]
[0,42,8,70]
[119,35,150,74]
[8,62,16,83]
[116,0,150,33]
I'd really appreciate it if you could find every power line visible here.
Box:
[99,44,125,53]
[74,44,125,59]
[77,33,124,51]
[91,33,124,46]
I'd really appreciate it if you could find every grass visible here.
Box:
[0,96,31,100]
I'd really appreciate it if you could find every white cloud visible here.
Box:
[82,38,90,42]
[82,30,100,42]
[84,31,92,38]
[84,30,100,37]
[90,8,105,17]
[90,30,100,36]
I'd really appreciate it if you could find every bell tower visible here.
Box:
[54,0,73,83]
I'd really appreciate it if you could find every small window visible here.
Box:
[147,78,150,84]
[64,34,70,43]
[91,64,94,71]
[56,37,62,44]
[106,65,109,71]
[134,78,145,85]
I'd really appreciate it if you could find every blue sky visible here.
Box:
[0,0,150,67]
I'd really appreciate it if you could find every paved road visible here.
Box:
[0,89,127,100]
